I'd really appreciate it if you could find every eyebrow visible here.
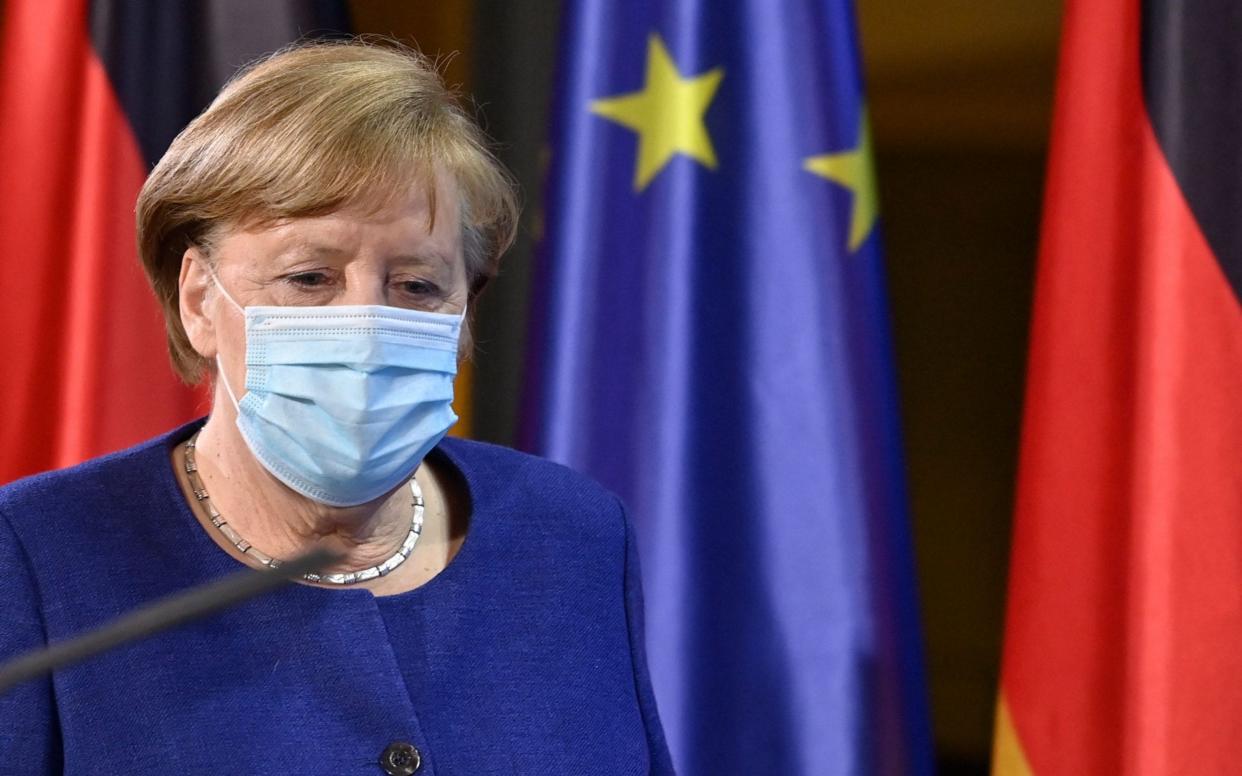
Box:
[280,243,457,268]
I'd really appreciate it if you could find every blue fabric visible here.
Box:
[0,420,674,775]
[524,1,932,774]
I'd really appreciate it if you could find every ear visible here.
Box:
[179,246,218,360]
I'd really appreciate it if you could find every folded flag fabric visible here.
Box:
[524,1,933,773]
[996,1,1242,773]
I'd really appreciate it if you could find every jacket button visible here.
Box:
[380,741,421,775]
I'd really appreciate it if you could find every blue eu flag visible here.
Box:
[523,1,932,773]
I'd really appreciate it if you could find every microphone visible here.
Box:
[0,547,342,694]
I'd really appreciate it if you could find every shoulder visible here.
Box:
[0,420,215,636]
[435,436,620,506]
[435,437,627,543]
[0,420,203,543]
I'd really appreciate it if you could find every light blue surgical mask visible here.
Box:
[210,272,462,507]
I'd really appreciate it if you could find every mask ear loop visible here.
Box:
[203,263,246,411]
[215,355,243,412]
[204,264,245,315]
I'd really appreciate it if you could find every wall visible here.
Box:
[857,1,1062,769]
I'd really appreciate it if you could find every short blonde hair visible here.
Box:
[137,39,519,383]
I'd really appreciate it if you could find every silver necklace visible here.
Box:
[183,432,424,585]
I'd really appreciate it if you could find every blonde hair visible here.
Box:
[137,39,519,382]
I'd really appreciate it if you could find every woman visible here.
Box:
[0,41,674,775]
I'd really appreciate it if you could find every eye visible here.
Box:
[396,279,440,298]
[287,271,331,288]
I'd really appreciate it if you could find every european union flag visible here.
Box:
[523,1,932,773]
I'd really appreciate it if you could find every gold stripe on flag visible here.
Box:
[992,695,1034,776]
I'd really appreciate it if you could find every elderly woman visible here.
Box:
[0,41,674,775]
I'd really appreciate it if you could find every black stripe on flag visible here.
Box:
[89,0,350,168]
[1141,0,1242,305]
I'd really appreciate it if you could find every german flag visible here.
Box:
[0,0,348,485]
[995,0,1242,773]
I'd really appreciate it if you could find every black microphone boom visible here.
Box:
[0,547,342,694]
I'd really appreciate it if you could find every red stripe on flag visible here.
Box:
[0,0,204,484]
[999,0,1242,773]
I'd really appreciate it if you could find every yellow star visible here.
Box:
[803,113,878,252]
[590,34,724,192]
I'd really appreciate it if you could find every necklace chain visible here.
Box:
[183,432,424,585]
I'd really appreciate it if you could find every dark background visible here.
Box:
[0,0,1064,770]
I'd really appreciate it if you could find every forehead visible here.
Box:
[220,173,464,266]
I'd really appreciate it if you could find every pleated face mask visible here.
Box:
[210,272,462,507]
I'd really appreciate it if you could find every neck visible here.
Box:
[192,407,414,573]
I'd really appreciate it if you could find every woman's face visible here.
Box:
[181,171,468,397]
[207,176,466,314]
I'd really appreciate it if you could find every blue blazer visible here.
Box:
[0,421,675,774]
